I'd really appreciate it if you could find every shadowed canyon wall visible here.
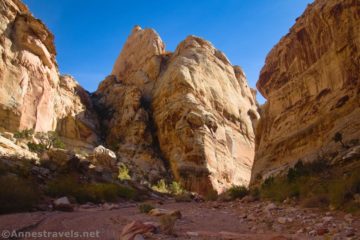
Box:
[251,0,360,184]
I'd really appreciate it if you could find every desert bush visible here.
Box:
[329,172,360,209]
[27,131,65,153]
[260,176,300,202]
[333,132,348,148]
[169,181,184,195]
[152,179,169,193]
[0,175,39,214]
[14,129,34,139]
[152,179,185,195]
[138,203,154,213]
[259,160,360,212]
[46,175,136,203]
[227,185,249,200]
[35,131,65,150]
[118,164,131,181]
[287,160,328,182]
[27,142,47,153]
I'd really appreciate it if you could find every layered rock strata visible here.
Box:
[251,0,360,183]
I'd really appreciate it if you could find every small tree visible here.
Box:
[35,131,65,150]
[333,132,347,148]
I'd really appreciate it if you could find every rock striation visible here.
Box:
[0,0,98,151]
[96,26,259,193]
[251,0,360,183]
[152,36,259,193]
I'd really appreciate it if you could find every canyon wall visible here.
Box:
[0,0,99,150]
[1,0,260,193]
[251,0,360,183]
[152,36,259,193]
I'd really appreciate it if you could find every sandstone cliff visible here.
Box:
[96,26,259,193]
[152,36,259,193]
[93,27,167,182]
[252,0,360,183]
[0,0,98,151]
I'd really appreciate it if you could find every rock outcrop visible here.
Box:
[92,145,117,170]
[251,0,360,183]
[0,0,98,151]
[152,36,259,193]
[96,26,259,193]
[93,27,167,182]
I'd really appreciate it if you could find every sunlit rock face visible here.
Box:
[251,0,360,184]
[0,0,260,193]
[152,36,259,194]
[0,0,99,150]
[94,27,167,182]
[97,26,259,193]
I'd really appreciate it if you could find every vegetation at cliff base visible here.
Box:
[46,175,137,203]
[257,159,360,212]
[228,185,249,200]
[0,175,39,214]
[151,179,185,195]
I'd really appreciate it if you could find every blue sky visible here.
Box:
[23,0,313,104]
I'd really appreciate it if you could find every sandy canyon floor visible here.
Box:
[0,200,359,240]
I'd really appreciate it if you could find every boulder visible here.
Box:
[45,148,74,166]
[53,197,73,212]
[92,145,117,169]
[0,135,38,160]
[119,221,156,240]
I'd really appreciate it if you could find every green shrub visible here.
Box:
[169,181,184,195]
[118,164,131,181]
[46,175,136,203]
[52,138,65,149]
[14,129,34,139]
[287,160,328,182]
[228,185,249,199]
[151,180,185,196]
[258,160,360,212]
[138,203,154,213]
[27,142,47,153]
[152,179,169,193]
[34,131,65,150]
[0,175,39,214]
